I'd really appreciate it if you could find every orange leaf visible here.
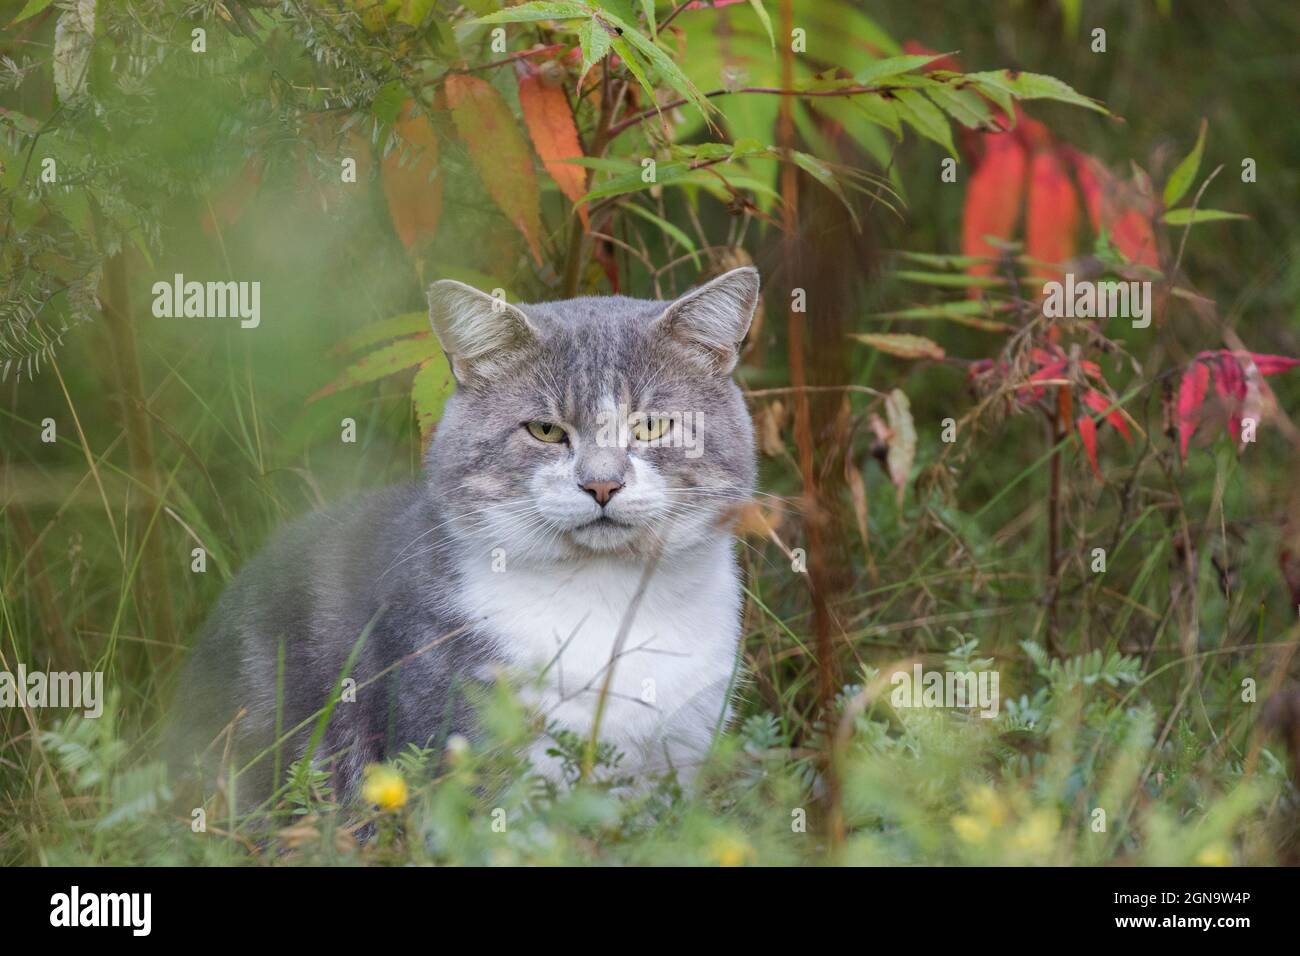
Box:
[851,333,945,361]
[1025,148,1079,282]
[1082,388,1131,442]
[445,74,544,265]
[1056,381,1073,423]
[381,101,443,252]
[961,133,1026,296]
[517,61,589,227]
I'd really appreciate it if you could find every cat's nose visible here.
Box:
[581,480,623,506]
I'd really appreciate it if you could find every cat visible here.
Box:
[168,266,760,807]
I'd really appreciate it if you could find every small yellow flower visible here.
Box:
[1194,842,1232,867]
[709,834,754,867]
[966,785,1009,828]
[952,813,992,845]
[1010,809,1059,854]
[362,764,408,812]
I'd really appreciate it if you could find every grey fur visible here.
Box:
[168,267,759,806]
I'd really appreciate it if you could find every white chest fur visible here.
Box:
[455,538,743,781]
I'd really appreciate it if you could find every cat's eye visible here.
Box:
[630,416,672,442]
[525,421,568,444]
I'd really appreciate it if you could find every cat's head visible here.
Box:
[424,268,759,563]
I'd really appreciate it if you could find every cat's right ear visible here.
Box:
[427,280,538,385]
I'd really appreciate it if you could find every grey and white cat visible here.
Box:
[170,267,760,805]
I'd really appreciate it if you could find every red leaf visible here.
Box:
[1112,208,1158,269]
[1083,388,1131,442]
[445,74,544,265]
[1029,360,1068,381]
[1212,352,1246,440]
[1068,149,1106,231]
[1015,111,1053,150]
[1025,148,1080,282]
[381,101,443,252]
[517,61,589,226]
[1066,149,1158,269]
[962,133,1026,296]
[1177,360,1212,461]
[1024,361,1066,403]
[1076,414,1101,478]
[1251,353,1300,376]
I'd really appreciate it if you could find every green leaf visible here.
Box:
[868,301,1012,332]
[810,97,893,167]
[470,2,594,24]
[412,353,455,440]
[967,69,1109,115]
[925,84,993,130]
[895,250,996,270]
[579,159,691,202]
[640,0,656,36]
[371,81,407,125]
[895,270,1006,289]
[601,9,713,119]
[334,312,428,356]
[397,0,438,27]
[786,149,859,229]
[851,94,902,138]
[1161,208,1248,225]
[1163,118,1207,209]
[891,89,957,158]
[10,0,55,24]
[748,0,775,48]
[563,155,641,173]
[854,53,951,86]
[624,201,700,267]
[309,335,438,402]
[577,16,614,82]
[794,0,900,57]
[609,36,655,110]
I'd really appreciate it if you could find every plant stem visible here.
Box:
[1046,406,1064,656]
[98,243,175,675]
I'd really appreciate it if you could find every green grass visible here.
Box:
[4,0,1300,867]
[2,316,1296,866]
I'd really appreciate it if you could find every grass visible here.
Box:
[3,0,1300,868]
[2,310,1297,866]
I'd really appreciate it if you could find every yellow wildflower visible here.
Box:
[361,764,408,811]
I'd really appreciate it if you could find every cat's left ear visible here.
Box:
[654,266,760,375]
